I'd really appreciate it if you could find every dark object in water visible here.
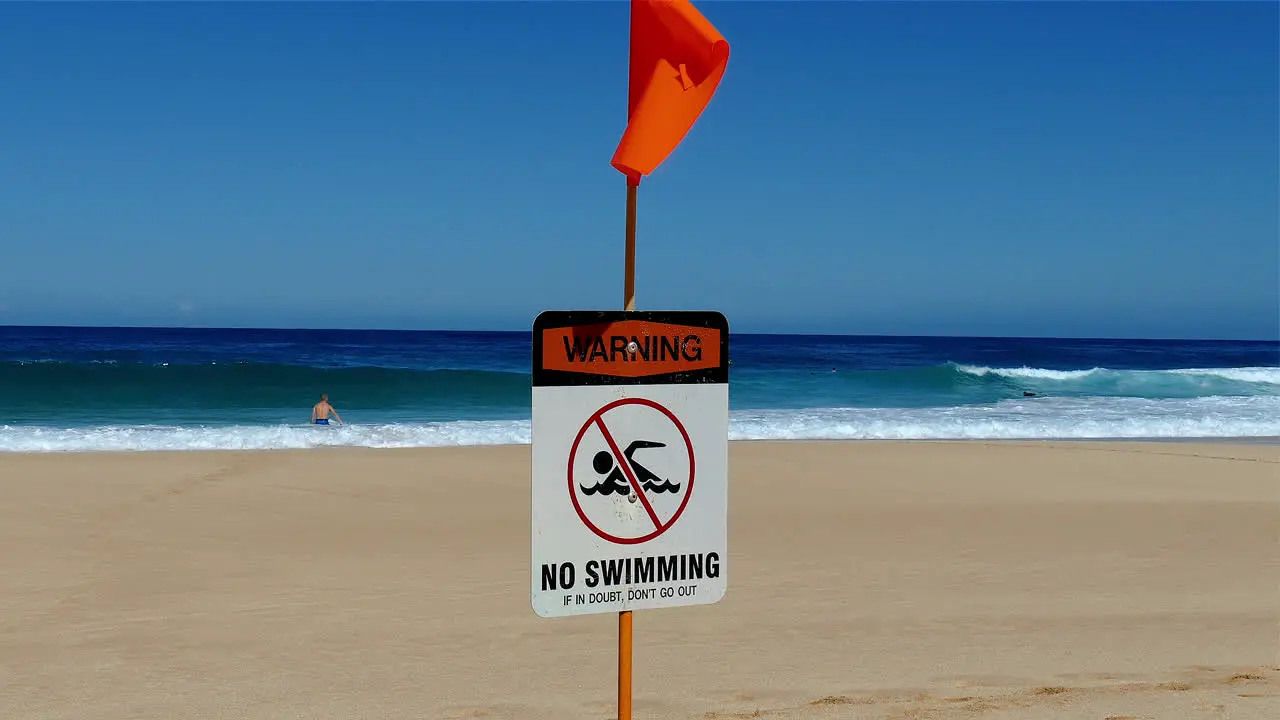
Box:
[1023,391,1038,397]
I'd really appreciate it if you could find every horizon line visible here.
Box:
[0,322,1275,345]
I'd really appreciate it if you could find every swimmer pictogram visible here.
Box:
[581,441,682,497]
[567,398,695,545]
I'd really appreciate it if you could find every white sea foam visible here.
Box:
[956,364,1280,385]
[0,420,532,453]
[727,396,1280,441]
[957,365,1100,380]
[1165,367,1280,384]
[2,396,1277,452]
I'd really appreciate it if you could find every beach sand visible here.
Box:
[1,441,1276,719]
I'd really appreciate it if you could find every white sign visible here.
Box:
[530,311,729,618]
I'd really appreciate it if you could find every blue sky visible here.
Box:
[0,1,1276,340]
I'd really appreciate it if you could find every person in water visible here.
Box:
[311,394,343,425]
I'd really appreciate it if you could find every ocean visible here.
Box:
[0,325,1277,452]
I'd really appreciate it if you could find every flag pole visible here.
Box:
[619,607,633,720]
[623,178,638,312]
[619,171,639,720]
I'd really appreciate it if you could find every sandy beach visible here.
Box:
[0,441,1276,719]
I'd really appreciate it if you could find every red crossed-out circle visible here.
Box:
[567,397,695,545]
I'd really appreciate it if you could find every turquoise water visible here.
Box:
[1,326,1277,451]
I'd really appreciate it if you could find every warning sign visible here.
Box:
[531,310,729,618]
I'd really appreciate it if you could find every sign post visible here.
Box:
[618,171,637,720]
[533,1,730,717]
[624,183,638,312]
[530,312,730,712]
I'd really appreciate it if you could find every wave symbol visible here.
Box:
[640,479,681,493]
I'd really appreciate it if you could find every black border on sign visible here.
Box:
[532,310,730,387]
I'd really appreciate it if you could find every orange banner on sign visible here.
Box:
[541,320,722,378]
[610,0,730,184]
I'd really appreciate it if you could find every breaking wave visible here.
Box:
[2,395,1276,452]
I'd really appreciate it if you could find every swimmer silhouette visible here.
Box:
[581,440,682,496]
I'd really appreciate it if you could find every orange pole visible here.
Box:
[620,177,638,720]
[618,609,633,720]
[623,181,638,311]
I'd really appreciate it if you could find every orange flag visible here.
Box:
[610,0,730,185]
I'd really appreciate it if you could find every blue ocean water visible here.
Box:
[1,325,1277,452]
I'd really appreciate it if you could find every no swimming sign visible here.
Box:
[530,310,729,618]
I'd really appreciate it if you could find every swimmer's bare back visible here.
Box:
[311,399,343,425]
